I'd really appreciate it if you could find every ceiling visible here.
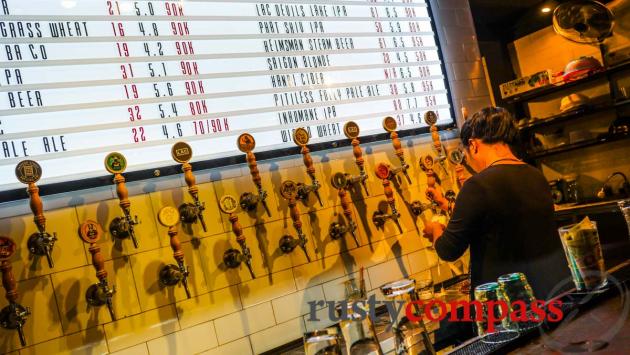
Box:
[469,0,614,42]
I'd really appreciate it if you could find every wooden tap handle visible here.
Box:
[351,139,364,170]
[338,189,353,221]
[1,261,18,304]
[113,174,131,212]
[382,179,395,208]
[89,244,107,283]
[246,151,262,189]
[27,183,46,233]
[455,165,467,187]
[168,226,185,264]
[229,214,245,244]
[390,132,404,160]
[431,126,442,154]
[427,173,437,188]
[288,199,302,230]
[301,146,316,177]
[182,163,199,200]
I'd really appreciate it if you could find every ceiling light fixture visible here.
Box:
[541,6,552,13]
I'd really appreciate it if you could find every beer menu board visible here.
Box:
[0,0,453,195]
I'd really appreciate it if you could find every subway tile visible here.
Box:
[272,285,325,324]
[367,256,412,289]
[238,269,296,308]
[75,194,161,260]
[109,343,149,355]
[198,337,252,355]
[408,248,439,275]
[353,195,417,245]
[436,9,459,27]
[103,305,179,352]
[248,220,296,276]
[213,302,275,344]
[341,243,389,275]
[204,166,244,184]
[176,285,242,329]
[250,318,306,354]
[149,183,224,242]
[292,255,347,290]
[449,80,474,100]
[19,327,108,355]
[146,321,218,355]
[471,78,490,97]
[129,241,208,312]
[269,165,332,214]
[431,263,454,284]
[0,276,63,353]
[51,256,141,333]
[321,271,373,302]
[194,231,255,291]
[0,206,86,281]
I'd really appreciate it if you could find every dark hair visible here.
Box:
[460,106,519,148]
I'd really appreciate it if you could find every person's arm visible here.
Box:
[434,179,486,261]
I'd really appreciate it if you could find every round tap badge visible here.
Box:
[421,155,435,171]
[375,163,391,180]
[448,148,464,165]
[292,127,310,146]
[158,206,180,227]
[237,133,256,153]
[424,111,438,126]
[280,180,298,200]
[219,195,239,214]
[15,160,42,184]
[382,116,398,132]
[104,152,127,174]
[331,172,348,190]
[0,237,16,261]
[79,220,103,244]
[343,121,360,139]
[171,142,193,163]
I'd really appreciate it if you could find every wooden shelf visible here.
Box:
[505,61,630,104]
[528,133,630,159]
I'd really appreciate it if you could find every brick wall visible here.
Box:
[0,1,487,354]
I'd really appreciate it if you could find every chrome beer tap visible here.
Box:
[278,180,311,261]
[105,152,140,248]
[219,195,256,279]
[15,160,57,268]
[157,207,191,298]
[293,128,323,206]
[372,163,403,233]
[171,142,207,232]
[330,172,359,247]
[237,133,272,216]
[0,237,30,347]
[79,221,116,321]
[342,121,369,195]
[382,117,412,184]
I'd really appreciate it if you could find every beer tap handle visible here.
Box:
[219,196,256,278]
[168,226,191,298]
[280,181,310,261]
[344,122,369,195]
[16,160,57,269]
[79,221,115,321]
[382,117,411,184]
[105,152,139,249]
[238,133,271,216]
[382,179,403,233]
[0,239,30,347]
[293,128,323,207]
[339,189,359,247]
[172,142,207,233]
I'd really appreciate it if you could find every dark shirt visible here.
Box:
[435,164,570,299]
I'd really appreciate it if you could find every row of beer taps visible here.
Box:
[2,110,468,346]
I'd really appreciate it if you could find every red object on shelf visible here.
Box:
[562,56,604,83]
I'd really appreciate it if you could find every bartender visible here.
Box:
[423,106,569,298]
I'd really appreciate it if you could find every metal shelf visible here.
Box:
[528,133,630,159]
[505,61,630,104]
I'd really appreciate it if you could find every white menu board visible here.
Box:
[0,0,453,196]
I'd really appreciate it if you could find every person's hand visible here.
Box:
[425,187,449,212]
[422,221,445,244]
